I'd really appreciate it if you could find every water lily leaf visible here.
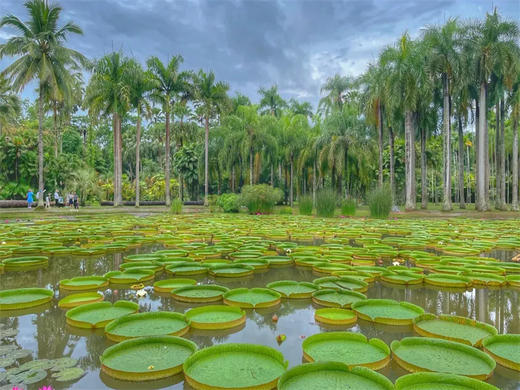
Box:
[19,359,53,371]
[18,369,47,385]
[0,384,19,390]
[0,371,7,382]
[6,366,29,376]
[50,357,78,371]
[0,357,15,368]
[11,349,32,359]
[0,328,18,339]
[0,344,18,356]
[52,367,85,382]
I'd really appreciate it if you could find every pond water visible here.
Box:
[1,246,519,390]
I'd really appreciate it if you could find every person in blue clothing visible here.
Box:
[27,189,34,208]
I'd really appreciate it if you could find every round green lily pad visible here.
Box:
[380,271,424,285]
[235,258,270,270]
[2,256,48,270]
[104,269,155,284]
[101,336,197,381]
[313,276,368,292]
[391,337,496,380]
[209,264,255,278]
[302,332,390,370]
[165,262,209,276]
[314,308,357,326]
[0,288,53,310]
[185,305,246,330]
[105,311,190,342]
[183,343,287,390]
[266,281,318,298]
[413,314,497,346]
[278,362,394,390]
[351,299,425,325]
[394,372,499,390]
[52,366,86,382]
[312,289,366,308]
[120,261,163,273]
[65,300,139,329]
[482,334,520,371]
[425,274,472,288]
[223,288,281,308]
[172,285,229,303]
[59,276,109,291]
[262,256,293,266]
[58,292,104,308]
[153,278,197,293]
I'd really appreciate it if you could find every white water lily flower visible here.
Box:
[136,289,147,298]
[392,261,400,266]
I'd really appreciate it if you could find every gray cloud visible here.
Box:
[1,0,519,109]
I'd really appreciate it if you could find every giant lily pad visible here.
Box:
[209,264,255,278]
[183,343,287,390]
[351,299,424,325]
[58,292,104,308]
[223,288,281,308]
[153,278,196,293]
[314,308,357,326]
[413,314,497,346]
[266,280,318,298]
[172,285,229,303]
[104,269,155,284]
[394,372,499,390]
[66,300,139,329]
[312,289,366,308]
[101,336,197,381]
[185,305,246,330]
[165,262,209,276]
[302,332,390,370]
[278,362,394,390]
[52,367,86,382]
[391,337,496,380]
[2,256,48,271]
[313,276,368,292]
[425,274,472,288]
[380,270,423,285]
[59,276,109,291]
[105,311,189,342]
[0,288,53,310]
[482,334,520,371]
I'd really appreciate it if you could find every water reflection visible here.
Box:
[0,248,519,389]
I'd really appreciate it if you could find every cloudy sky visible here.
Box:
[1,0,519,109]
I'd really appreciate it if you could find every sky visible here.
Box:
[1,0,519,109]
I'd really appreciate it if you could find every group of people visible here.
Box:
[26,189,79,209]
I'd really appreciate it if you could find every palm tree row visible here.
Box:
[1,1,519,211]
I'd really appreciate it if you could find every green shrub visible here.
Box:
[298,195,313,215]
[278,206,293,215]
[341,198,356,216]
[240,184,283,214]
[316,189,337,218]
[170,198,183,214]
[368,185,392,218]
[216,193,240,213]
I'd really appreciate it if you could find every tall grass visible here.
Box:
[316,189,337,218]
[368,185,392,218]
[341,199,356,216]
[298,195,313,215]
[241,184,283,214]
[170,198,183,214]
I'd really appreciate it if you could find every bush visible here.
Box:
[170,198,183,214]
[316,189,337,218]
[278,206,293,215]
[298,195,313,215]
[216,193,240,213]
[368,185,392,218]
[240,184,283,214]
[341,198,356,216]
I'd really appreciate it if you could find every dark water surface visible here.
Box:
[1,247,519,390]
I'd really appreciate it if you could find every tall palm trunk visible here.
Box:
[289,153,294,207]
[270,164,274,186]
[389,126,395,204]
[499,98,506,208]
[404,111,416,210]
[442,75,452,211]
[135,110,141,208]
[204,116,210,206]
[512,117,519,211]
[312,157,317,207]
[457,115,466,209]
[378,103,384,187]
[113,112,122,206]
[249,147,253,185]
[165,110,171,206]
[420,126,427,209]
[476,83,488,211]
[37,87,44,207]
[53,105,58,158]
[231,165,235,193]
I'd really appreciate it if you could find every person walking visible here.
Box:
[54,190,59,206]
[73,192,79,210]
[45,192,50,208]
[26,189,34,208]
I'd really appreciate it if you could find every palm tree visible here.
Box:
[424,19,460,211]
[468,10,519,210]
[193,70,229,206]
[0,0,87,206]
[288,99,313,118]
[127,60,152,207]
[319,74,354,115]
[0,75,21,137]
[85,52,130,206]
[258,85,286,117]
[511,74,520,211]
[147,55,192,206]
